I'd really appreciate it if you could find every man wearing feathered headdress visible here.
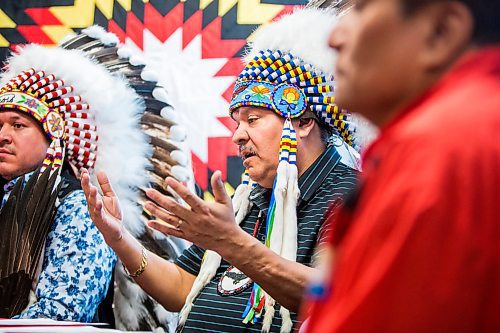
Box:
[82,7,361,333]
[0,27,152,321]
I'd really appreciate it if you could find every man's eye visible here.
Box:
[248,117,258,124]
[13,123,25,129]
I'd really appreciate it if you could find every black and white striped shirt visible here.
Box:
[175,145,358,332]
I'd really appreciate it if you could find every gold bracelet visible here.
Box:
[122,246,148,278]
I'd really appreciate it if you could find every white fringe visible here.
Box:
[261,292,276,333]
[232,182,253,224]
[262,161,297,333]
[269,161,288,255]
[281,163,299,262]
[279,306,293,333]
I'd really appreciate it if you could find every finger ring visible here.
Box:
[177,218,184,228]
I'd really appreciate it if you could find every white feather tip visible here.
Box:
[141,69,159,82]
[130,55,146,66]
[170,150,188,167]
[160,106,177,123]
[169,125,187,142]
[171,165,190,182]
[152,87,169,103]
[83,25,119,46]
[117,46,132,59]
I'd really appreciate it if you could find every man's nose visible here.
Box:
[232,125,249,145]
[328,17,347,51]
[0,125,12,143]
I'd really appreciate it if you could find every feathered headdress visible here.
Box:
[0,30,152,317]
[178,7,360,333]
[0,26,192,328]
[57,27,193,331]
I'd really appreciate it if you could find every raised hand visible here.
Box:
[81,168,124,245]
[146,170,242,254]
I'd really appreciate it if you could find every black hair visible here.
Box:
[401,0,500,45]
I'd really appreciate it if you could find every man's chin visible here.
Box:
[0,171,15,181]
[248,171,275,189]
[0,165,25,181]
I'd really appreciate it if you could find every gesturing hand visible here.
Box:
[81,169,124,245]
[146,170,242,254]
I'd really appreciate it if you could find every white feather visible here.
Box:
[82,25,119,46]
[170,150,188,167]
[152,87,169,103]
[281,164,298,261]
[152,328,166,333]
[114,273,148,330]
[153,303,177,330]
[169,125,187,142]
[160,106,178,123]
[245,8,338,75]
[130,54,146,66]
[141,69,159,82]
[171,165,190,183]
[117,46,132,59]
[269,161,288,255]
[114,288,141,331]
[351,113,379,152]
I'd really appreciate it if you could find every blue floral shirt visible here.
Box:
[2,173,117,322]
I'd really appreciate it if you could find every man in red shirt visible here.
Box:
[305,0,500,332]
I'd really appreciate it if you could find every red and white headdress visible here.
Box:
[0,67,98,173]
[0,42,150,183]
[0,27,194,330]
[0,30,153,227]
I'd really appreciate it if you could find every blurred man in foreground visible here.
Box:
[306,0,500,332]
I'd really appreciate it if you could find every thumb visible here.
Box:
[211,170,230,205]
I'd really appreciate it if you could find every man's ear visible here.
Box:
[295,118,316,139]
[419,1,474,72]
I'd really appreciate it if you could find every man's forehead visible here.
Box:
[233,106,271,119]
[0,109,35,121]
